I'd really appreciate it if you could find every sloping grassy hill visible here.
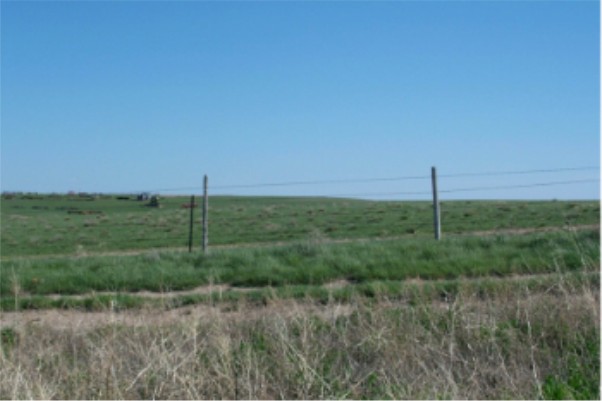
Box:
[1,193,599,257]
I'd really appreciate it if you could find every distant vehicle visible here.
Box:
[137,192,150,201]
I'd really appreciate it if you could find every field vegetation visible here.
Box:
[0,194,599,399]
[1,272,599,399]
[1,193,599,257]
[0,229,598,310]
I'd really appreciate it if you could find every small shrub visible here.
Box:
[1,327,18,354]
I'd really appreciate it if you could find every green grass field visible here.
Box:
[1,193,599,257]
[0,194,599,309]
[1,229,598,299]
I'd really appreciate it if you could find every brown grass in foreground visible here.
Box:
[1,279,599,399]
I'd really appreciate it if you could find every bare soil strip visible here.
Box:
[2,271,596,331]
[2,224,599,262]
[40,283,254,301]
[19,270,583,303]
[1,296,356,332]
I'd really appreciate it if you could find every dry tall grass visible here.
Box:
[1,277,599,399]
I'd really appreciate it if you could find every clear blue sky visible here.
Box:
[1,0,599,199]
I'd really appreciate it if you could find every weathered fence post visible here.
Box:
[202,175,209,253]
[431,166,441,240]
[188,195,195,253]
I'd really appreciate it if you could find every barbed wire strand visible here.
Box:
[261,178,599,199]
[210,166,598,191]
[94,166,599,195]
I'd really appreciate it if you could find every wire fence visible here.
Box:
[1,166,599,257]
[210,166,599,199]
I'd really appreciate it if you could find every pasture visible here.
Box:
[1,193,599,257]
[0,193,599,399]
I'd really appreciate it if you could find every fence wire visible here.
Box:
[1,165,599,256]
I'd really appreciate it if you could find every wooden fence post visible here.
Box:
[431,166,441,240]
[202,175,209,253]
[188,195,195,253]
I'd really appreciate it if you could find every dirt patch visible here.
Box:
[457,224,600,238]
[323,279,352,290]
[67,210,104,215]
[0,299,356,332]
[41,283,240,301]
[8,215,30,221]
[29,278,360,303]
